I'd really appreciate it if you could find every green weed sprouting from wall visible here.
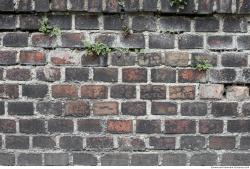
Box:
[169,0,187,9]
[39,17,61,37]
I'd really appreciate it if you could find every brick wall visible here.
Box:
[1,0,250,166]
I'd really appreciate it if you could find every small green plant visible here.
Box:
[169,0,187,9]
[114,47,130,53]
[122,25,131,38]
[118,0,125,8]
[84,41,112,56]
[39,17,61,37]
[192,59,212,71]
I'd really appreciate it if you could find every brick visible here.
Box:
[199,84,224,100]
[190,153,218,166]
[181,102,207,116]
[151,102,177,115]
[19,119,46,134]
[240,136,250,150]
[237,0,250,13]
[17,0,32,11]
[44,153,69,166]
[32,33,57,48]
[140,85,166,100]
[160,0,177,13]
[51,0,67,11]
[33,136,56,149]
[165,52,189,67]
[0,68,2,80]
[36,67,61,82]
[105,0,120,12]
[6,136,29,149]
[118,137,145,151]
[132,16,157,32]
[209,69,237,83]
[0,0,14,11]
[216,0,232,13]
[151,68,176,83]
[48,119,74,133]
[101,154,129,166]
[20,15,40,30]
[227,120,250,133]
[86,137,113,150]
[0,15,16,30]
[65,68,89,82]
[211,102,238,117]
[94,32,116,47]
[221,53,248,67]
[178,34,204,49]
[138,53,162,67]
[192,53,217,66]
[93,102,118,116]
[162,153,187,166]
[169,86,196,100]
[48,15,72,30]
[178,69,207,83]
[81,85,107,99]
[82,53,107,67]
[64,100,90,117]
[35,0,49,12]
[136,120,161,134]
[93,68,118,82]
[73,153,97,166]
[3,33,28,47]
[131,154,158,166]
[88,0,102,12]
[69,0,84,11]
[120,33,145,48]
[149,34,175,49]
[110,85,136,99]
[0,119,16,133]
[103,15,123,30]
[178,0,195,14]
[75,14,99,30]
[122,102,146,116]
[61,33,84,48]
[0,101,4,115]
[142,0,157,11]
[22,84,48,98]
[195,17,219,32]
[77,119,103,133]
[111,51,136,66]
[242,68,250,83]
[149,137,175,150]
[242,102,250,116]
[59,136,83,150]
[20,51,46,65]
[0,153,15,166]
[50,50,80,65]
[209,136,235,150]
[199,120,223,134]
[37,101,62,116]
[237,35,250,50]
[226,86,249,101]
[124,0,140,11]
[223,16,247,32]
[0,84,19,99]
[197,0,214,14]
[207,35,233,50]
[165,120,196,134]
[0,50,17,65]
[160,17,191,32]
[180,136,205,150]
[221,153,250,166]
[52,85,78,98]
[122,68,147,83]
[6,68,31,81]
[107,120,133,134]
[18,154,42,166]
[8,102,34,116]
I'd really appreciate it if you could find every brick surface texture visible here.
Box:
[0,0,250,166]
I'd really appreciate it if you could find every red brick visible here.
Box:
[169,86,196,100]
[209,136,235,150]
[6,68,31,81]
[178,69,207,83]
[64,100,90,116]
[52,85,78,98]
[199,120,223,134]
[165,120,196,134]
[93,102,118,116]
[19,51,46,65]
[32,33,57,48]
[107,120,133,134]
[50,51,80,65]
[122,68,147,83]
[0,84,19,99]
[81,85,107,99]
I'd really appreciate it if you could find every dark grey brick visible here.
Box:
[35,0,49,12]
[17,0,32,12]
[190,153,218,166]
[103,15,123,30]
[75,15,99,30]
[19,119,46,134]
[180,136,205,150]
[142,0,157,11]
[48,15,72,30]
[44,153,69,166]
[59,136,83,150]
[207,35,233,50]
[0,153,15,166]
[221,53,248,67]
[132,16,157,32]
[221,153,250,166]
[3,33,28,47]
[240,137,250,150]
[160,17,191,32]
[124,0,139,11]
[131,154,158,166]
[101,154,129,166]
[18,154,42,166]
[73,153,97,166]
[0,101,4,115]
[162,153,187,166]
[0,0,14,11]
[65,68,89,82]
[209,69,237,83]
[211,102,238,117]
[37,102,63,116]
[8,102,34,116]
[181,102,207,116]
[178,34,204,49]
[22,84,48,98]
[237,35,250,50]
[223,16,247,32]
[120,33,145,48]
[195,17,219,32]
[6,136,29,149]
[20,15,41,30]
[151,68,176,83]
[0,15,16,30]
[33,136,56,149]
[111,51,136,66]
[149,34,175,49]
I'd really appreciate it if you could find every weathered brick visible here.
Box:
[32,33,57,48]
[105,0,120,12]
[190,153,218,166]
[211,102,238,117]
[33,136,56,149]
[48,15,72,30]
[237,35,250,50]
[94,33,117,47]
[73,153,97,166]
[209,69,237,83]
[111,85,136,99]
[191,52,217,66]
[124,0,140,12]
[22,84,48,98]
[165,52,189,67]
[51,0,67,11]
[8,102,34,116]
[101,154,129,166]
[240,136,250,150]
[75,14,99,30]
[162,153,187,166]
[242,68,250,83]
[223,16,247,32]
[132,16,157,32]
[0,50,17,65]
[69,0,84,11]
[19,119,45,134]
[20,50,46,65]
[131,154,158,166]
[52,85,78,98]
[86,137,113,150]
[44,153,69,166]
[226,86,249,101]
[179,34,204,49]
[221,153,250,166]
[111,51,136,66]
[6,68,31,81]
[20,15,40,30]
[0,153,15,166]
[151,102,177,115]
[82,53,107,67]
[6,136,29,149]
[77,119,103,133]
[88,0,102,12]
[17,154,42,166]
[17,0,32,11]
[59,136,83,150]
[165,120,196,134]
[50,50,80,65]
[199,120,223,134]
[181,102,207,116]
[216,0,232,13]
[242,102,250,116]
[36,67,61,82]
[37,101,62,116]
[169,86,196,100]
[118,137,145,151]
[180,136,205,150]
[197,0,214,14]
[199,84,224,100]
[0,0,14,11]
[0,119,16,133]
[237,0,250,14]
[142,0,157,11]
[0,84,19,99]
[149,34,175,49]
[65,68,89,82]
[160,17,191,32]
[221,53,248,67]
[48,119,74,133]
[207,35,234,50]
[61,33,84,48]
[122,102,146,116]
[138,53,162,67]
[227,120,250,133]
[136,120,161,134]
[35,0,49,12]
[122,68,147,83]
[0,15,16,30]
[64,100,90,117]
[0,101,4,115]
[149,137,175,150]
[178,69,207,83]
[81,85,107,99]
[140,85,166,100]
[160,0,177,13]
[103,15,123,30]
[93,102,118,116]
[209,136,235,150]
[93,68,118,82]
[151,68,176,83]
[107,120,132,134]
[120,33,145,48]
[3,33,28,47]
